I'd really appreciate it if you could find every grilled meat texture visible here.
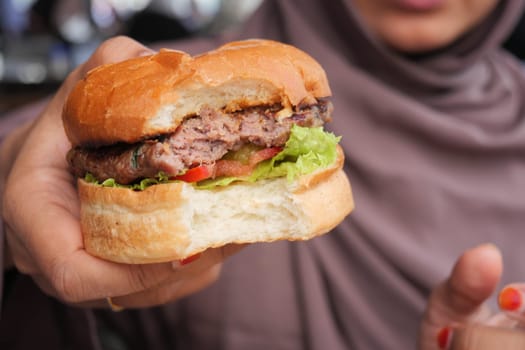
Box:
[67,100,333,184]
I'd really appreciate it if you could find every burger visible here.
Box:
[63,39,354,264]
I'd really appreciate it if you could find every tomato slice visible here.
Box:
[172,165,214,183]
[172,147,282,183]
[249,147,283,165]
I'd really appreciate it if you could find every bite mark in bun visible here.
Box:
[63,39,354,264]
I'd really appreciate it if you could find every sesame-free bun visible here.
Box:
[78,147,353,264]
[63,39,331,148]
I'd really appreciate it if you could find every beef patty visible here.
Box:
[67,100,333,184]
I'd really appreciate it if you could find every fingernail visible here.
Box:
[437,327,453,349]
[499,287,523,311]
[179,253,202,266]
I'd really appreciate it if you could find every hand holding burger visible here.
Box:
[1,37,245,310]
[63,39,354,264]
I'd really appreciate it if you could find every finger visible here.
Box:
[171,244,246,273]
[450,324,525,350]
[443,244,502,316]
[3,187,176,303]
[78,35,155,75]
[419,243,502,350]
[109,264,223,309]
[173,263,222,300]
[38,223,242,304]
[106,244,245,305]
[48,251,177,304]
[87,245,244,309]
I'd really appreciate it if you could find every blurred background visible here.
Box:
[1,0,525,116]
[0,0,262,114]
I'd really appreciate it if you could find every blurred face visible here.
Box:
[351,0,500,53]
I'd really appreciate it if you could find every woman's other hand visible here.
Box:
[418,244,525,349]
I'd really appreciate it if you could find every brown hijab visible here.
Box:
[153,1,525,349]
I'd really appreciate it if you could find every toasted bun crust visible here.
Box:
[78,147,353,264]
[63,39,331,147]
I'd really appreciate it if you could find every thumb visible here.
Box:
[418,243,503,350]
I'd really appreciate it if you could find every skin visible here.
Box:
[419,245,525,350]
[351,0,499,53]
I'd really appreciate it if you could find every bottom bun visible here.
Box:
[78,156,354,264]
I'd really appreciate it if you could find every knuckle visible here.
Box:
[153,282,183,305]
[447,281,482,315]
[160,269,220,304]
[127,265,154,292]
[50,260,85,303]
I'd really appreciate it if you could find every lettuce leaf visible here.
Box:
[85,125,341,190]
[84,172,171,191]
[196,125,341,188]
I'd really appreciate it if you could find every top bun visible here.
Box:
[63,39,331,148]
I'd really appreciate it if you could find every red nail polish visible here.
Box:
[437,327,452,349]
[499,287,522,311]
[179,253,201,265]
